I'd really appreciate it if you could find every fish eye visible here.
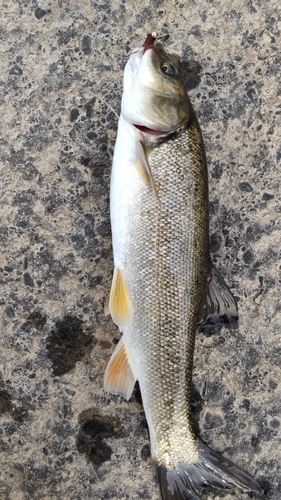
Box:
[161,63,175,76]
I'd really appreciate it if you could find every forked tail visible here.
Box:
[157,438,263,500]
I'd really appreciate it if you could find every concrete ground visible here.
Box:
[0,0,280,499]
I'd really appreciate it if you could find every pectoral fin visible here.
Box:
[108,268,133,329]
[135,141,158,197]
[198,266,238,333]
[104,337,136,400]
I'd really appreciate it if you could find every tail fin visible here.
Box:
[157,438,263,500]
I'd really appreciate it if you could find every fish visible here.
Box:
[104,32,263,500]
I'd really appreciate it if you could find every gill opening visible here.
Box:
[96,98,159,200]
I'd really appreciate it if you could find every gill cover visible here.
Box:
[122,43,190,131]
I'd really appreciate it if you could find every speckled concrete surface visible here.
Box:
[0,1,280,499]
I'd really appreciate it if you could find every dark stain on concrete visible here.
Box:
[27,311,47,331]
[140,443,151,461]
[0,375,27,422]
[76,408,122,467]
[178,57,202,90]
[46,315,93,376]
[191,384,204,435]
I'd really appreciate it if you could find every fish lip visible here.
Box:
[132,124,175,136]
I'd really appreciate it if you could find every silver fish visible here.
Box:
[104,32,262,500]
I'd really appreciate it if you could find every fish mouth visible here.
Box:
[142,32,158,54]
[142,31,170,55]
[133,124,174,136]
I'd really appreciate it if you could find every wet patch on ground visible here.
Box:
[0,374,27,422]
[179,58,202,90]
[76,408,122,467]
[26,311,47,331]
[46,315,93,376]
[191,384,204,434]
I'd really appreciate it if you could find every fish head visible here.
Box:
[122,41,190,133]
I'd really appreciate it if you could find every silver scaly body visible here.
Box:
[111,118,208,467]
[104,36,263,500]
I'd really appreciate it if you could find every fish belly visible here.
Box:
[110,117,210,468]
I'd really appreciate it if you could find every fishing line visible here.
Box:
[97,97,120,120]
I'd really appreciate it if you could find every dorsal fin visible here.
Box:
[108,268,133,329]
[135,140,159,197]
[104,337,136,401]
[197,266,238,333]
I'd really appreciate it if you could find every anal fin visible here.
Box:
[109,268,133,329]
[198,265,238,333]
[104,337,136,401]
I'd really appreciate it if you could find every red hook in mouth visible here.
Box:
[142,31,170,54]
[142,31,158,54]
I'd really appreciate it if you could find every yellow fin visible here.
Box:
[109,268,132,328]
[104,338,136,400]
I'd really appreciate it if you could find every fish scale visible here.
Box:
[121,122,209,468]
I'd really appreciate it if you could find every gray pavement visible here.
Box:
[0,1,280,499]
